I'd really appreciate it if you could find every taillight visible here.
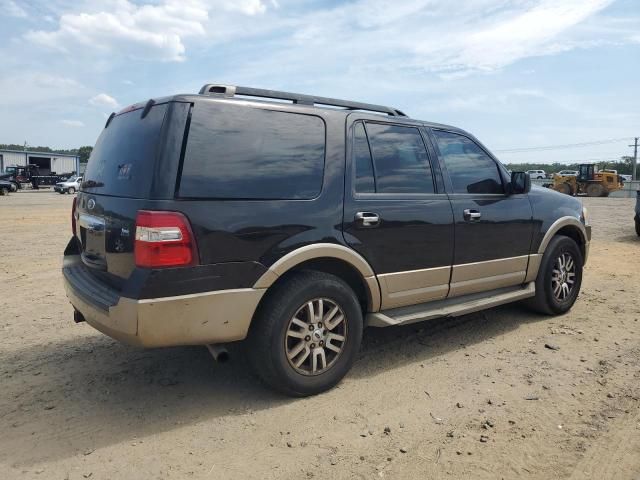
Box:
[71,196,77,236]
[134,210,198,268]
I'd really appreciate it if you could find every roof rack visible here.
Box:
[198,84,407,117]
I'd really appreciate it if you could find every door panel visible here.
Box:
[430,129,533,297]
[449,195,533,264]
[343,117,454,310]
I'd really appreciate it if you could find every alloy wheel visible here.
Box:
[551,252,576,301]
[284,298,347,376]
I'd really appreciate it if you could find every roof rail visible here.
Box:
[198,84,407,117]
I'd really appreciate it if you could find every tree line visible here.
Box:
[0,144,93,163]
[505,156,635,175]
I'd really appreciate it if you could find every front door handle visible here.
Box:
[355,212,380,227]
[463,209,481,221]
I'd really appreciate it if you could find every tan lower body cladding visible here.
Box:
[377,255,536,310]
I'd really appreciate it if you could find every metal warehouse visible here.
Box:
[0,149,79,175]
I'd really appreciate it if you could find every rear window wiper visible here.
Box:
[82,179,104,188]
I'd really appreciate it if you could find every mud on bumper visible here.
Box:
[63,260,265,347]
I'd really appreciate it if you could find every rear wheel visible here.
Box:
[246,271,363,396]
[525,235,583,315]
[586,183,604,197]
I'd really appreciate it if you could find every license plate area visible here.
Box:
[78,213,107,269]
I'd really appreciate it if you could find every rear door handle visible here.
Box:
[463,209,481,221]
[355,212,380,227]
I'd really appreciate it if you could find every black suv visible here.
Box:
[63,84,591,396]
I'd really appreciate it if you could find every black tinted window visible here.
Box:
[180,103,325,199]
[353,122,375,193]
[366,123,434,194]
[82,104,167,197]
[433,131,504,194]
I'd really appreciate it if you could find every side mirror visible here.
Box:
[510,171,531,194]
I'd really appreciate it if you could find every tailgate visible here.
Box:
[76,100,179,281]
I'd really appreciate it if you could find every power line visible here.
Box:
[494,137,634,153]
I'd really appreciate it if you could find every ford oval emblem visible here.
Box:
[87,199,96,210]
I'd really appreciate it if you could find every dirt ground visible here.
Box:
[1,191,639,480]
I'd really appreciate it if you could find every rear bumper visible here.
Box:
[63,260,265,347]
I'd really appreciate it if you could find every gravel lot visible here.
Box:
[1,191,639,480]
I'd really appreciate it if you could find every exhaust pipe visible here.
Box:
[206,344,229,363]
[73,310,86,323]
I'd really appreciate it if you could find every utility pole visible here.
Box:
[630,137,639,181]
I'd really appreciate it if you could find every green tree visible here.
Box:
[77,146,93,163]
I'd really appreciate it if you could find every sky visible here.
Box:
[0,0,638,165]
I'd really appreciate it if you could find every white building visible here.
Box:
[0,149,80,175]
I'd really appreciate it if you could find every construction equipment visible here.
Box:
[551,164,623,197]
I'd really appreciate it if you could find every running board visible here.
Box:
[366,282,535,327]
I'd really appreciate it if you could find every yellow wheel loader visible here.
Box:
[551,164,623,197]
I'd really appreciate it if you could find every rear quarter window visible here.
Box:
[179,103,326,199]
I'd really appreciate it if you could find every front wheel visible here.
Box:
[525,235,583,315]
[246,271,363,397]
[586,183,604,197]
[67,187,75,194]
[0,187,8,196]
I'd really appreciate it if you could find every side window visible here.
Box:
[179,103,325,199]
[353,122,375,193]
[365,123,435,194]
[432,130,504,194]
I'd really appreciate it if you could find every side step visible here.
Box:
[367,282,535,327]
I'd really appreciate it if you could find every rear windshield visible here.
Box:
[82,104,167,197]
[178,102,325,199]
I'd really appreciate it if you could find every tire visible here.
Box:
[635,217,640,237]
[68,187,75,194]
[586,183,604,197]
[10,183,17,192]
[0,187,8,196]
[555,183,571,195]
[525,235,583,315]
[246,271,363,397]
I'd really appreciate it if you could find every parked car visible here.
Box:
[556,170,579,176]
[0,179,13,195]
[54,176,82,194]
[620,174,632,183]
[63,84,591,396]
[526,169,547,179]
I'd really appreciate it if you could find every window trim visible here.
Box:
[352,121,377,194]
[429,127,508,196]
[350,119,439,198]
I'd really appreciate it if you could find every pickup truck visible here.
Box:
[54,176,82,194]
